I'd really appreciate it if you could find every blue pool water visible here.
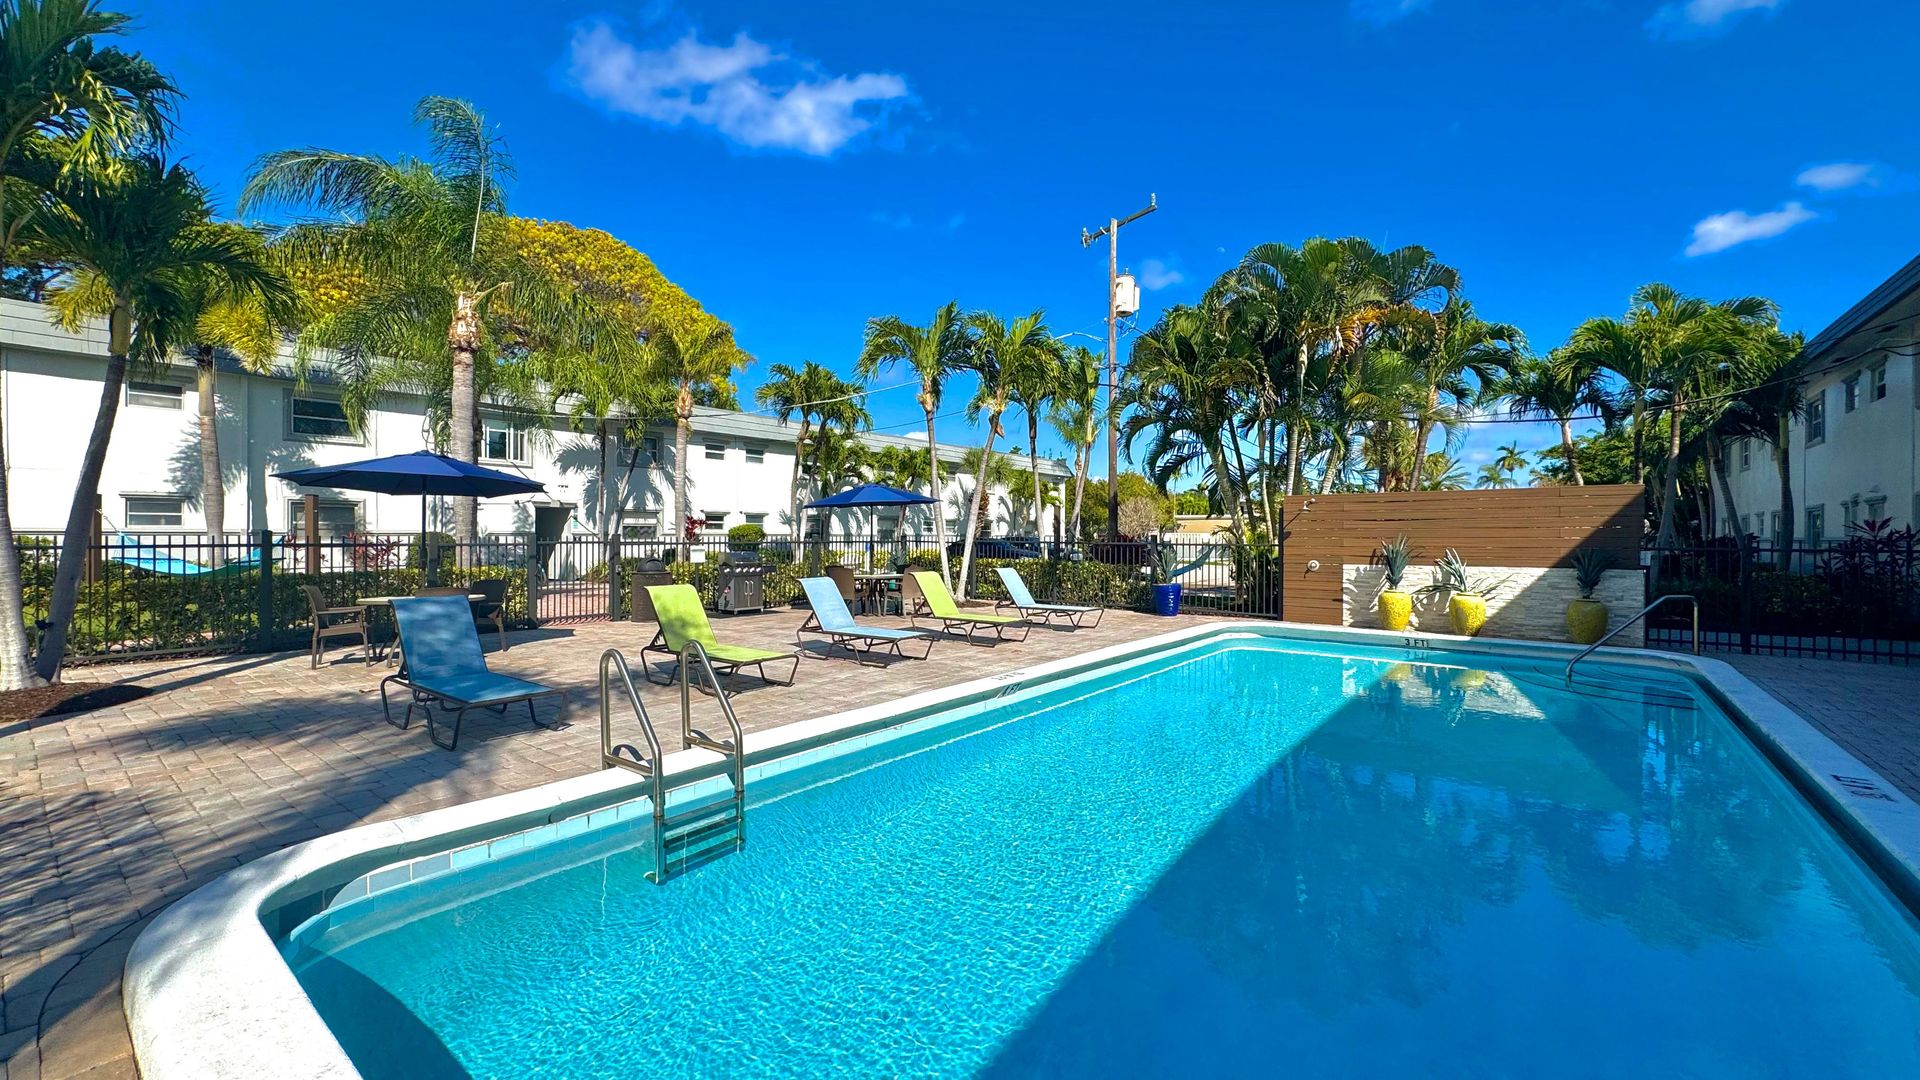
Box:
[286,638,1920,1078]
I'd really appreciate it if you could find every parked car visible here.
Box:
[949,535,1045,561]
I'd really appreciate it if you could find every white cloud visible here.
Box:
[566,21,909,156]
[1794,160,1912,195]
[1684,201,1816,256]
[1135,258,1184,290]
[1646,0,1784,39]
[1350,0,1431,25]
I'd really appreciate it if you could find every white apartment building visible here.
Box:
[1713,253,1920,545]
[0,298,1069,546]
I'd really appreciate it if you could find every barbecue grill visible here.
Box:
[715,551,769,614]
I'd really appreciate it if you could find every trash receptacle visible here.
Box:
[628,559,673,622]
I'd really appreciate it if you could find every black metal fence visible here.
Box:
[22,530,1286,664]
[1644,535,1920,662]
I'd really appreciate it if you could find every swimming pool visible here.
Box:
[264,633,1920,1078]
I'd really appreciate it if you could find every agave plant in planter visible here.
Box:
[1376,534,1416,631]
[1144,539,1217,616]
[1565,548,1613,644]
[1416,549,1509,636]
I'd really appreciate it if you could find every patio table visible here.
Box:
[853,573,902,616]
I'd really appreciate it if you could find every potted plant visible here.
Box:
[1417,549,1507,636]
[1376,534,1415,631]
[1565,548,1613,644]
[1144,539,1216,616]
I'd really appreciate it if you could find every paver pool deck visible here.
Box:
[1,610,1914,1080]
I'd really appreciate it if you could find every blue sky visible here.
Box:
[136,0,1919,482]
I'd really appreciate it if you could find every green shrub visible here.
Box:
[727,523,765,546]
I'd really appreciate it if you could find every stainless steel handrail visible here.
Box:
[679,641,747,843]
[1564,593,1699,686]
[599,648,666,868]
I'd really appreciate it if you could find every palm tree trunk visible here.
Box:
[1027,412,1042,537]
[1069,415,1094,542]
[1317,443,1340,495]
[955,412,1003,601]
[196,345,225,566]
[1775,418,1795,569]
[674,383,693,562]
[35,307,133,682]
[1650,397,1685,586]
[789,418,810,548]
[926,403,952,588]
[448,292,481,553]
[600,421,620,619]
[1209,441,1244,537]
[1559,418,1584,485]
[1709,433,1745,557]
[1408,397,1436,493]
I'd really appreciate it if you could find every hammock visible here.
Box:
[107,535,267,577]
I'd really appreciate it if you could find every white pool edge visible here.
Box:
[123,620,1920,1080]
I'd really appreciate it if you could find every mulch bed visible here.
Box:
[0,681,152,722]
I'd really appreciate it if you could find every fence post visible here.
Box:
[525,536,541,629]
[303,493,319,575]
[1738,541,1753,654]
[84,494,102,584]
[255,527,275,652]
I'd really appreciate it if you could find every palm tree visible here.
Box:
[55,222,295,559]
[1419,452,1469,491]
[1006,329,1062,537]
[1123,304,1249,535]
[955,310,1051,598]
[1476,462,1516,489]
[31,152,290,681]
[1492,442,1528,485]
[0,0,175,690]
[1399,300,1522,491]
[653,322,746,558]
[755,360,853,541]
[1572,284,1775,555]
[1708,327,1805,563]
[1498,351,1607,485]
[857,302,968,585]
[1049,343,1101,540]
[240,96,589,549]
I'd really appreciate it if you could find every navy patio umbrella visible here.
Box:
[274,450,546,568]
[803,483,938,567]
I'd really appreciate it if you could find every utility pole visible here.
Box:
[1081,193,1157,541]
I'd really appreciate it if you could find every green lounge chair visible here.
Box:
[994,567,1105,628]
[643,583,799,687]
[379,595,565,750]
[907,571,1030,645]
[796,576,935,664]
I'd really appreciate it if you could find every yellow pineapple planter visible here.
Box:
[1418,549,1507,639]
[1374,534,1416,631]
[1448,593,1489,636]
[1565,549,1613,645]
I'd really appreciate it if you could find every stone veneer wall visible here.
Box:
[1340,565,1646,647]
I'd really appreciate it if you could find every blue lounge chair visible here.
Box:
[379,595,566,750]
[796,576,936,664]
[994,567,1105,628]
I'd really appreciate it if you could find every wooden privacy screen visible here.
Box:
[1279,486,1645,625]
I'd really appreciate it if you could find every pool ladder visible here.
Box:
[1564,593,1699,687]
[600,643,747,883]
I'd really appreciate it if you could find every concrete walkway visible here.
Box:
[1,614,1913,1080]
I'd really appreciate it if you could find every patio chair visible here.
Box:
[796,576,935,664]
[825,563,861,613]
[379,595,565,750]
[900,564,929,615]
[641,583,799,688]
[470,578,509,651]
[907,571,1030,646]
[994,567,1105,629]
[300,585,369,668]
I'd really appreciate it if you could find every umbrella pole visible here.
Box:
[421,493,432,586]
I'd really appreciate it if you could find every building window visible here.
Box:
[743,512,767,527]
[1769,510,1781,541]
[1738,439,1750,471]
[289,499,360,538]
[700,510,729,530]
[1738,514,1751,536]
[480,418,529,464]
[704,443,727,461]
[289,394,355,441]
[1865,495,1888,524]
[124,495,184,528]
[621,437,660,469]
[1844,374,1860,412]
[126,381,183,410]
[1869,362,1888,402]
[1805,505,1825,546]
[1843,498,1859,528]
[744,445,764,465]
[1805,391,1825,445]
